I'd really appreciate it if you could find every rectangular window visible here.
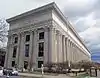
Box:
[25,44,29,57]
[39,32,44,39]
[24,61,28,69]
[26,35,30,42]
[12,61,15,67]
[14,37,18,43]
[12,46,17,58]
[38,61,43,68]
[38,42,44,57]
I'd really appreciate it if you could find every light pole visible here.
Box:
[41,64,44,77]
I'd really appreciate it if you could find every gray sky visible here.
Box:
[0,0,100,62]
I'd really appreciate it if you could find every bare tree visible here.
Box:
[0,18,9,46]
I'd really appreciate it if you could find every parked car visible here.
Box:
[7,68,13,76]
[3,68,18,76]
[12,68,18,76]
[3,68,7,75]
[0,67,3,76]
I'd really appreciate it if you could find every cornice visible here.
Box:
[6,2,55,23]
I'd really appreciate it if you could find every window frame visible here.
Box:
[24,61,28,69]
[38,61,43,68]
[12,61,15,67]
[12,46,17,58]
[39,32,44,40]
[14,36,18,43]
[38,42,44,57]
[25,34,30,42]
[25,44,29,57]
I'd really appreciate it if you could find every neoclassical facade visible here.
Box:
[5,2,91,70]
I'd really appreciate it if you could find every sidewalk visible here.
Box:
[19,72,73,78]
[19,72,98,78]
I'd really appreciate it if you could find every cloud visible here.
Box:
[79,19,100,56]
[0,0,100,62]
[73,12,96,32]
[62,0,100,62]
[64,0,97,20]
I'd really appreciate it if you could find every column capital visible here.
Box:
[48,26,55,31]
[44,26,49,32]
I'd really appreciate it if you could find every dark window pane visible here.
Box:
[25,44,29,57]
[26,35,30,42]
[39,32,44,39]
[12,46,17,58]
[38,42,44,57]
[38,61,43,68]
[12,61,15,67]
[14,37,18,43]
[24,61,28,69]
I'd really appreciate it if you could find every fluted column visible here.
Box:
[56,30,61,63]
[69,40,72,62]
[62,35,66,62]
[33,29,38,69]
[4,35,12,68]
[59,33,63,63]
[54,28,58,63]
[56,30,59,63]
[28,31,34,70]
[17,33,21,68]
[73,44,75,62]
[65,38,68,61]
[70,42,72,62]
[44,27,49,64]
[18,32,25,69]
[76,46,78,62]
[72,43,74,63]
[72,44,74,62]
[67,39,70,62]
[48,27,55,63]
[74,45,77,62]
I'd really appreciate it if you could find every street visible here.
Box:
[0,76,37,78]
[0,70,100,78]
[0,76,20,78]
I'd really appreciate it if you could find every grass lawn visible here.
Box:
[76,73,90,78]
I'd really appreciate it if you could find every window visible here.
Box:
[14,37,18,43]
[24,61,28,69]
[25,44,29,57]
[12,61,15,67]
[39,32,44,39]
[12,46,17,58]
[38,42,44,57]
[38,61,43,68]
[26,35,30,42]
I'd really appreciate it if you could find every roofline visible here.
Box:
[6,2,55,22]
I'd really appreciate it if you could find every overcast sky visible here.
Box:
[0,0,100,62]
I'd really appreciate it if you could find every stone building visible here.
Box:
[5,2,91,70]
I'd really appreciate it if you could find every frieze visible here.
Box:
[8,19,52,36]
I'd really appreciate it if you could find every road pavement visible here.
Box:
[0,76,20,78]
[0,70,100,78]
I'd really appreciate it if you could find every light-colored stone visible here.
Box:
[5,2,91,70]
